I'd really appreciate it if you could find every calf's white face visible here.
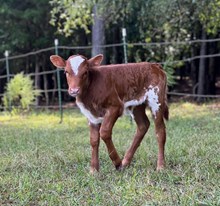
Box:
[50,54,103,97]
[69,56,85,76]
[66,55,87,97]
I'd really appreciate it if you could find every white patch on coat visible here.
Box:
[123,93,148,119]
[70,56,85,75]
[146,85,161,118]
[76,100,103,125]
[123,85,161,119]
[124,92,148,108]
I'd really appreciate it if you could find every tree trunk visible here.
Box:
[111,27,120,64]
[190,32,199,99]
[92,4,106,64]
[197,29,207,102]
[206,42,217,95]
[34,55,41,107]
[190,32,198,88]
[191,49,198,95]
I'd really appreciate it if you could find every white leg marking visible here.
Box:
[124,107,134,119]
[70,56,85,75]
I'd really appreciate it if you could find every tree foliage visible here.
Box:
[0,0,55,55]
[50,0,92,36]
[49,0,127,36]
[199,0,220,35]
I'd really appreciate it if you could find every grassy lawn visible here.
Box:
[0,103,219,205]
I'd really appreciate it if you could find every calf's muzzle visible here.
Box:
[69,87,80,97]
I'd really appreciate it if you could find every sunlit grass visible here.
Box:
[0,103,219,205]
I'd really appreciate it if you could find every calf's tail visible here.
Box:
[163,76,169,121]
[164,100,169,121]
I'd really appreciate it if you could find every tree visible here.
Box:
[50,0,127,63]
[0,0,73,105]
[0,0,55,54]
[197,0,220,100]
[144,0,220,98]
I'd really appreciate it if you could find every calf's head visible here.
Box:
[50,54,103,97]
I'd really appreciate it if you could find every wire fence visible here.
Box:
[2,39,220,62]
[0,32,220,122]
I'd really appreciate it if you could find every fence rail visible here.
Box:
[2,38,220,62]
[168,92,220,98]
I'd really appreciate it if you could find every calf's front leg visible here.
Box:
[100,107,122,169]
[89,123,100,174]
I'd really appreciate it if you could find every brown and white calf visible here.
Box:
[50,54,169,173]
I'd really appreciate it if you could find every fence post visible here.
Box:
[122,28,128,63]
[54,39,63,123]
[4,50,11,111]
[4,51,10,83]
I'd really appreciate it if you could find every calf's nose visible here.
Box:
[69,88,80,96]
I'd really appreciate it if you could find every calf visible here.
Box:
[50,54,169,173]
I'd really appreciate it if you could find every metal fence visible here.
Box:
[0,29,220,123]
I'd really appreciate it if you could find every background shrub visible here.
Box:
[2,73,40,112]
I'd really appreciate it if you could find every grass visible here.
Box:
[0,102,219,205]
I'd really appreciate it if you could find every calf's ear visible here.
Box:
[50,55,66,68]
[88,54,103,66]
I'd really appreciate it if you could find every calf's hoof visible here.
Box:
[115,160,130,171]
[121,158,130,168]
[156,165,165,171]
[115,163,124,171]
[90,168,99,175]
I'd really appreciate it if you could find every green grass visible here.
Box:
[0,103,219,205]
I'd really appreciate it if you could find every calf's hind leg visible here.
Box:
[153,113,166,171]
[122,104,150,168]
